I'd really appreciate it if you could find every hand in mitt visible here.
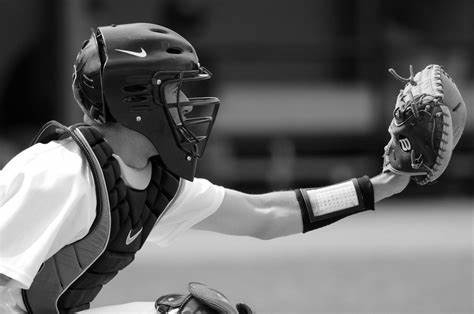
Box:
[383,64,467,185]
[155,282,253,314]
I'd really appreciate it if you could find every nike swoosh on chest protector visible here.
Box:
[115,48,147,58]
[126,227,143,245]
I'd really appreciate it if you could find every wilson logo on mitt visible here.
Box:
[398,137,412,152]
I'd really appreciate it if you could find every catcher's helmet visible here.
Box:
[72,23,220,180]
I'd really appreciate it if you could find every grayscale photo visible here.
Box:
[0,1,472,313]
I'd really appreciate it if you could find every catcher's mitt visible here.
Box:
[155,282,253,314]
[383,64,467,185]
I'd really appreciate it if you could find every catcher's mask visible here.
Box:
[72,23,220,180]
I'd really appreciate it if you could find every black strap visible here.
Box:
[296,176,374,233]
[22,121,111,314]
[354,175,374,211]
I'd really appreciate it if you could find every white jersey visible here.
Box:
[0,138,225,313]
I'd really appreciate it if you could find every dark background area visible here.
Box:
[0,0,472,196]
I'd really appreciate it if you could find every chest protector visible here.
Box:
[21,121,180,313]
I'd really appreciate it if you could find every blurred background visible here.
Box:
[0,0,472,313]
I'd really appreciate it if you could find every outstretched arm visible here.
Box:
[194,172,409,239]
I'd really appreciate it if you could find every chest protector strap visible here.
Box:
[22,121,111,313]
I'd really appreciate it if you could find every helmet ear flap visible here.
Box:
[72,31,108,122]
[94,29,108,67]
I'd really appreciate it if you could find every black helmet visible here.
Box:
[72,23,220,180]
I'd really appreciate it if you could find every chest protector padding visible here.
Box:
[22,122,180,313]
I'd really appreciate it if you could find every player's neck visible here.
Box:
[105,135,152,169]
[89,123,157,169]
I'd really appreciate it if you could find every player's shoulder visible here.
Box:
[1,137,87,179]
[175,177,225,204]
[179,177,219,194]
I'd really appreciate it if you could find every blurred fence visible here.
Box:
[0,0,473,196]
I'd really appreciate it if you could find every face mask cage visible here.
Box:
[153,67,220,159]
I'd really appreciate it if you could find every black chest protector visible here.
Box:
[21,121,180,313]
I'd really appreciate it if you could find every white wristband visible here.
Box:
[306,180,359,216]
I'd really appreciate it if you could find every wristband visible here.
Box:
[295,175,374,233]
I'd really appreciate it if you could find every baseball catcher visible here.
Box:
[0,23,467,313]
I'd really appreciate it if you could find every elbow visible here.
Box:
[253,232,275,241]
[248,206,298,240]
[244,194,299,240]
[253,230,289,240]
[251,224,281,240]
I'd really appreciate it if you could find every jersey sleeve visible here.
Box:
[0,138,96,289]
[147,177,225,247]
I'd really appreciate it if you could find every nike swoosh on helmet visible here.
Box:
[115,48,147,58]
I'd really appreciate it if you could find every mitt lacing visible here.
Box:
[393,93,428,123]
[390,65,424,120]
[388,65,417,86]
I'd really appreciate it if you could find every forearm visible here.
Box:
[195,188,303,239]
[249,173,408,238]
[244,190,303,239]
[372,172,410,202]
[196,173,409,239]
